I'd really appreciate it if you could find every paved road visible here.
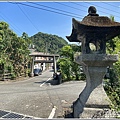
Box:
[0,69,86,118]
[0,69,53,118]
[0,69,109,118]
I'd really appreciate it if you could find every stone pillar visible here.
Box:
[53,56,57,73]
[30,56,35,77]
[73,54,118,118]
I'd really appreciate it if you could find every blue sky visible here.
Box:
[0,1,120,43]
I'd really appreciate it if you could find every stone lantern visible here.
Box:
[66,6,120,118]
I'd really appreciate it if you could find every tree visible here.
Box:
[60,45,74,59]
[0,21,31,78]
[58,45,81,81]
[58,58,71,80]
[10,33,31,77]
[0,21,14,66]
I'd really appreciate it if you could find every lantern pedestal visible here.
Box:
[73,54,118,118]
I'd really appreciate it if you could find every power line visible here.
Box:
[27,2,83,19]
[69,1,120,19]
[54,1,120,20]
[83,1,120,19]
[0,11,22,35]
[5,1,120,36]
[53,2,86,13]
[69,1,87,9]
[9,1,120,21]
[9,2,83,20]
[16,2,39,31]
[69,1,108,16]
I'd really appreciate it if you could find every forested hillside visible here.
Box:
[30,32,68,54]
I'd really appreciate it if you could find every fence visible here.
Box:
[0,70,11,81]
[0,70,27,81]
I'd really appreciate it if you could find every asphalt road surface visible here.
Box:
[0,69,85,118]
[0,68,111,119]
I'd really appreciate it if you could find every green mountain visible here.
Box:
[30,32,68,54]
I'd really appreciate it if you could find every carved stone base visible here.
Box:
[73,54,118,118]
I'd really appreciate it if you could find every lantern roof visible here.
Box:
[66,7,120,42]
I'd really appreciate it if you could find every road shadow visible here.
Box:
[34,81,46,84]
[34,79,59,85]
[46,79,59,85]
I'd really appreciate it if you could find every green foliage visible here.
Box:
[0,21,31,78]
[105,86,120,111]
[105,35,120,112]
[71,62,82,80]
[58,45,81,81]
[58,58,71,81]
[104,72,120,111]
[104,16,120,112]
[30,32,68,54]
[106,37,120,55]
[60,45,73,59]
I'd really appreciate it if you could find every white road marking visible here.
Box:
[40,77,52,87]
[48,106,57,119]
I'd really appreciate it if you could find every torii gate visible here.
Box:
[29,53,59,77]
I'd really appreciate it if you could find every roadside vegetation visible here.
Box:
[104,16,120,113]
[57,44,86,82]
[0,21,31,79]
[104,35,120,113]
